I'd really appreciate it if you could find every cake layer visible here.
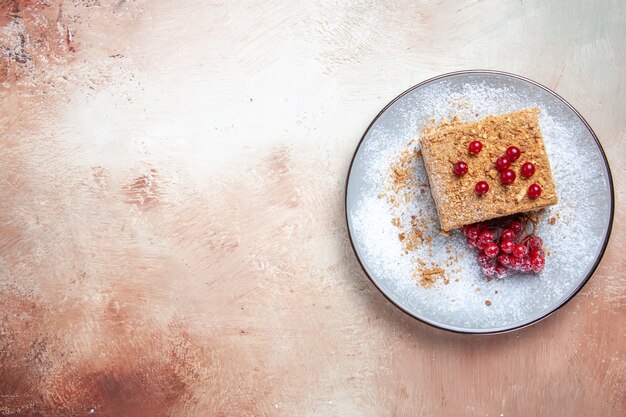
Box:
[419,108,557,231]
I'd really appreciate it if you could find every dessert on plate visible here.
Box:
[419,108,557,278]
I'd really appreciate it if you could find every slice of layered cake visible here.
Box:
[419,108,557,231]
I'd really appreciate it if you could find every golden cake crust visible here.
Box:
[419,108,557,231]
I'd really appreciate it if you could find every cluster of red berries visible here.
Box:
[461,219,546,278]
[452,141,543,199]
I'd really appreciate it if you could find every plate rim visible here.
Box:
[344,69,615,334]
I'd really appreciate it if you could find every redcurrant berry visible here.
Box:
[463,225,480,241]
[469,140,483,154]
[501,229,516,241]
[528,183,542,199]
[521,162,535,178]
[530,256,545,273]
[528,236,543,251]
[495,156,511,171]
[477,252,492,268]
[500,169,516,185]
[495,264,508,278]
[500,239,515,254]
[513,243,528,258]
[475,181,489,195]
[506,146,521,161]
[510,221,523,234]
[479,230,495,244]
[482,265,496,276]
[453,161,468,176]
[497,254,510,266]
[484,243,500,258]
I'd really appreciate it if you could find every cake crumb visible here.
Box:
[548,217,557,224]
[485,300,492,306]
[384,139,458,290]
[417,267,446,288]
[390,147,421,191]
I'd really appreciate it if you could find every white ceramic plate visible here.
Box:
[346,70,614,333]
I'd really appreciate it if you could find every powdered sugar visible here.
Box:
[346,73,612,332]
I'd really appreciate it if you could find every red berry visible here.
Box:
[519,258,532,272]
[528,183,542,199]
[469,140,483,154]
[513,243,528,258]
[500,239,515,254]
[506,146,521,161]
[497,254,510,265]
[501,229,516,241]
[509,256,522,268]
[495,156,511,171]
[477,252,492,268]
[530,256,545,273]
[510,221,523,234]
[453,161,468,176]
[463,225,480,240]
[475,240,485,249]
[528,236,543,251]
[482,265,496,277]
[467,237,481,248]
[484,243,500,258]
[479,230,495,244]
[500,169,516,185]
[521,162,535,178]
[530,248,542,259]
[475,181,489,195]
[494,264,508,278]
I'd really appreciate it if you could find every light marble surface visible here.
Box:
[0,1,624,416]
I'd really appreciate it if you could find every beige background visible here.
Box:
[0,1,624,416]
